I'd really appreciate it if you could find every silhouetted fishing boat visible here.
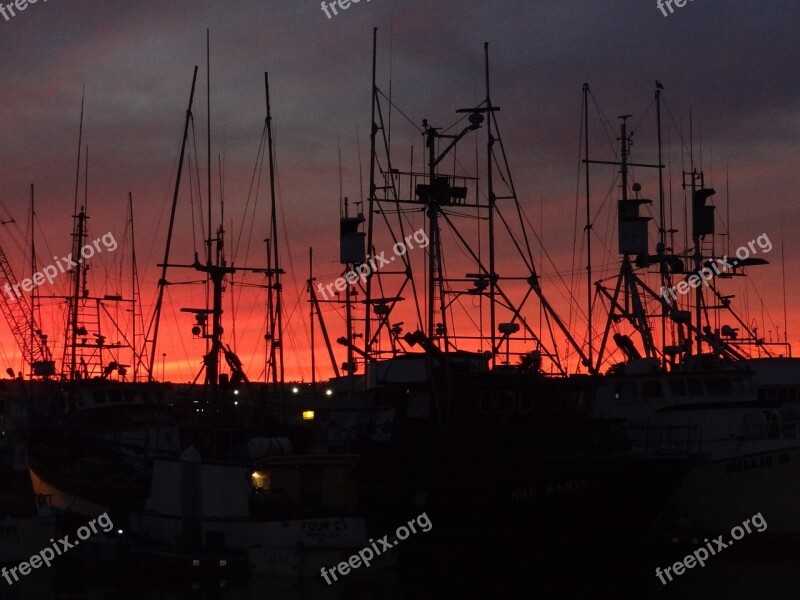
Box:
[578,85,800,538]
[298,33,699,552]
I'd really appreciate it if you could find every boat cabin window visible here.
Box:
[92,391,107,405]
[250,461,358,519]
[251,470,271,491]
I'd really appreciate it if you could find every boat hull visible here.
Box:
[658,444,800,536]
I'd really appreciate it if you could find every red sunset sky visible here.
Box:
[0,0,798,383]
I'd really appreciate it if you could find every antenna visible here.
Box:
[356,127,364,205]
[781,227,789,348]
[30,184,36,380]
[338,138,344,215]
[206,28,213,268]
[73,86,85,215]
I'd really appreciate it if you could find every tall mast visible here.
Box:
[485,43,497,367]
[73,87,84,215]
[67,91,84,380]
[129,192,140,381]
[67,145,90,379]
[343,198,355,395]
[148,66,199,381]
[206,29,213,268]
[364,27,378,362]
[309,247,316,390]
[620,115,630,201]
[583,83,593,371]
[424,121,439,342]
[592,114,659,368]
[689,109,702,355]
[265,72,285,415]
[656,88,666,254]
[265,238,274,383]
[781,228,789,349]
[205,30,213,367]
[656,84,667,368]
[68,206,87,380]
[30,184,36,380]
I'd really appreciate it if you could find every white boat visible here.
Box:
[592,360,800,535]
[129,448,371,578]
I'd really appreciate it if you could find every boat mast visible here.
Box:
[421,107,485,348]
[364,27,378,363]
[206,29,213,270]
[66,144,90,381]
[308,252,341,380]
[265,237,273,382]
[424,121,440,343]
[66,89,84,381]
[206,29,214,373]
[690,109,700,355]
[148,66,199,381]
[309,247,315,390]
[485,43,497,367]
[684,108,716,357]
[265,71,285,416]
[592,114,662,369]
[656,85,666,367]
[583,83,593,371]
[653,83,679,368]
[30,184,36,380]
[359,36,589,374]
[129,192,141,381]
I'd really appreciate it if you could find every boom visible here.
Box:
[0,245,54,376]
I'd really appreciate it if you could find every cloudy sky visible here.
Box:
[0,0,797,381]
